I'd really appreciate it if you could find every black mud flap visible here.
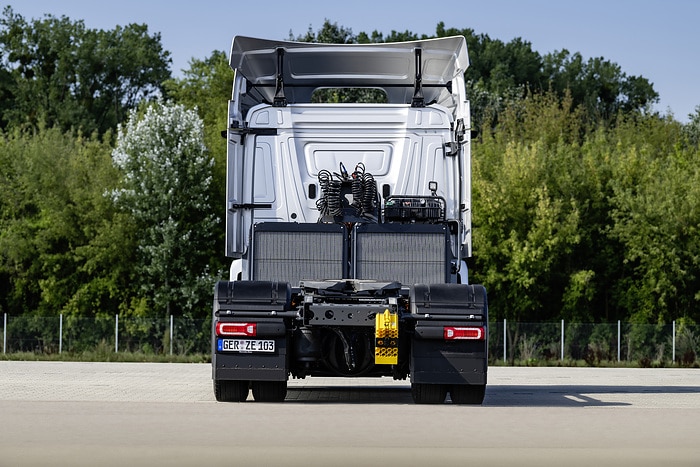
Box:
[409,283,488,386]
[410,335,487,385]
[212,280,292,383]
[213,333,289,382]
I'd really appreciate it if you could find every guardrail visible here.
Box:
[1,313,698,366]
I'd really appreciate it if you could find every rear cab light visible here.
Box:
[444,326,485,341]
[216,322,257,337]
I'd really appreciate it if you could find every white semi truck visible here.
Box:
[212,35,488,404]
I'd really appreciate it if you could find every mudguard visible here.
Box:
[409,283,488,385]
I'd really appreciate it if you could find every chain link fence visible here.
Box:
[489,320,699,367]
[1,313,211,356]
[2,313,698,366]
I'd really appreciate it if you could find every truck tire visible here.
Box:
[411,383,447,404]
[214,379,250,402]
[450,384,486,405]
[251,381,287,402]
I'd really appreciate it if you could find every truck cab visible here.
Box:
[212,35,488,404]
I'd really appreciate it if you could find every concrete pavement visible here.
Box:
[1,362,699,466]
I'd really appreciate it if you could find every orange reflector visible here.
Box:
[444,326,485,341]
[216,322,257,337]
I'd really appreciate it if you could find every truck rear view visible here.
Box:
[212,36,488,404]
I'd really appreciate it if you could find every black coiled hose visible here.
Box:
[316,163,377,221]
[361,171,377,216]
[316,169,332,216]
[326,178,343,216]
[317,169,343,218]
[351,163,365,210]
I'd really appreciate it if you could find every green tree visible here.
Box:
[0,127,133,318]
[0,6,171,135]
[164,51,230,163]
[111,101,220,334]
[164,50,231,219]
[542,50,659,123]
[473,89,700,326]
[472,93,584,324]
[292,19,357,43]
[684,105,700,147]
[607,115,700,324]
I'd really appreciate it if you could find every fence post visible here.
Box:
[3,313,6,354]
[617,320,621,362]
[115,314,119,353]
[672,320,676,364]
[560,319,565,360]
[503,318,507,363]
[170,315,174,356]
[59,314,63,354]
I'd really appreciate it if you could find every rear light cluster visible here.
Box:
[216,322,257,337]
[444,326,485,341]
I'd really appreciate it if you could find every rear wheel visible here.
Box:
[214,379,250,402]
[251,380,287,402]
[411,383,447,404]
[450,384,486,405]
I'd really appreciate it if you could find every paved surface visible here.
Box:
[0,362,699,466]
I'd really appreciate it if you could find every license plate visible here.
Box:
[217,339,275,353]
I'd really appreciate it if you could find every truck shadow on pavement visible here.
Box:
[482,384,700,407]
[285,386,414,404]
[283,384,700,407]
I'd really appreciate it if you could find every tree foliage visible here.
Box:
[471,93,700,325]
[472,93,584,322]
[163,50,231,215]
[542,50,658,122]
[0,127,133,318]
[111,101,220,321]
[685,106,700,147]
[0,6,171,135]
[606,116,700,323]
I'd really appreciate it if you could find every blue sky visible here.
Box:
[5,0,699,122]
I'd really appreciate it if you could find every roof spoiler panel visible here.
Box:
[229,36,469,109]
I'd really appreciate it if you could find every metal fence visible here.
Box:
[490,319,699,366]
[2,313,698,366]
[1,313,211,355]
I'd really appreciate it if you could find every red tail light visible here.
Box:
[216,322,257,337]
[444,326,485,341]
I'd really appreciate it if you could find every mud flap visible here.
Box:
[410,335,487,385]
[212,280,292,382]
[409,283,488,385]
[214,333,289,382]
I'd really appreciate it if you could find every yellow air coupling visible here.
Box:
[375,308,398,364]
